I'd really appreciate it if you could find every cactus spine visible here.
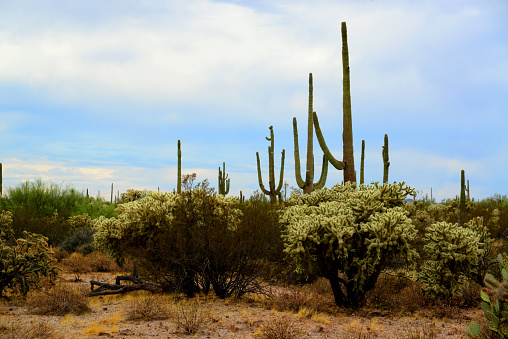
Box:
[313,21,355,183]
[293,73,329,194]
[360,140,365,185]
[382,134,390,184]
[177,140,182,194]
[218,162,230,196]
[257,126,285,204]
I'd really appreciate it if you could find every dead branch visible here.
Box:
[85,275,161,297]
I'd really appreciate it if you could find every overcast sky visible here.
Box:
[1,0,507,202]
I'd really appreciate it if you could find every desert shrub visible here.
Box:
[0,179,117,245]
[61,252,90,278]
[0,211,60,297]
[61,251,117,277]
[60,225,95,253]
[94,174,281,298]
[280,182,417,309]
[261,316,304,339]
[125,295,169,321]
[85,251,118,272]
[364,272,427,312]
[173,298,210,335]
[27,283,91,315]
[418,220,482,299]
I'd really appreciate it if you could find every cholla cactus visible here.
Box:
[418,221,481,298]
[0,210,60,296]
[466,254,508,338]
[280,181,417,308]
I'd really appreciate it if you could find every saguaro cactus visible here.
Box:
[293,73,329,194]
[382,134,390,184]
[218,162,230,196]
[177,140,182,194]
[313,21,355,183]
[0,162,2,197]
[257,126,285,204]
[459,169,466,226]
[360,140,365,185]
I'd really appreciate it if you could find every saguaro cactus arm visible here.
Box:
[313,112,345,171]
[293,117,306,189]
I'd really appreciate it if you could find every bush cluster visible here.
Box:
[93,174,282,298]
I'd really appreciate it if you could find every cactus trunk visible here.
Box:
[342,22,356,183]
[177,140,182,194]
[382,134,390,184]
[293,73,329,194]
[360,140,365,185]
[459,170,466,226]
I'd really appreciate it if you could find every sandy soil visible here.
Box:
[0,272,480,339]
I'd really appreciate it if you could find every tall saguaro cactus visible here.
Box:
[382,134,390,184]
[360,140,365,185]
[293,73,329,194]
[218,162,230,196]
[459,169,466,226]
[177,140,182,194]
[0,162,2,197]
[313,21,356,184]
[257,126,285,204]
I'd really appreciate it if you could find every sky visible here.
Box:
[0,0,507,202]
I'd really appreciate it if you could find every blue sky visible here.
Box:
[1,0,507,202]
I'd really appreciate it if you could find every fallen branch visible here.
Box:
[85,275,161,297]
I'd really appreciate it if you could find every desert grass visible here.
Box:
[26,282,91,316]
[173,298,211,335]
[260,315,305,339]
[125,295,170,321]
[0,320,62,339]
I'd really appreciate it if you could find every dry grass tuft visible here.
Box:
[173,298,210,335]
[27,283,91,316]
[260,316,305,339]
[401,323,439,339]
[0,320,61,339]
[125,295,170,321]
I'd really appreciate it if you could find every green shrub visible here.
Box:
[280,181,417,309]
[0,210,60,297]
[0,179,116,245]
[60,226,95,253]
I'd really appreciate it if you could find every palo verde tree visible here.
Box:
[280,181,417,309]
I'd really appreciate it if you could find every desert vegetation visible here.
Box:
[1,21,507,338]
